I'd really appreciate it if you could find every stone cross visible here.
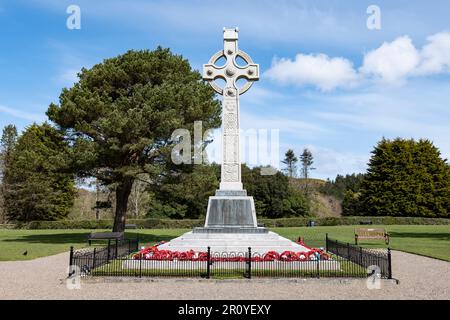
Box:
[203,28,259,191]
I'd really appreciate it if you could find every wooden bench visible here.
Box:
[355,228,390,245]
[87,232,124,246]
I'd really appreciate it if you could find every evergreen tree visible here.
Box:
[47,48,221,231]
[359,138,450,217]
[320,173,365,200]
[0,125,18,223]
[282,149,298,178]
[300,148,314,179]
[3,123,75,221]
[342,190,362,216]
[299,148,315,195]
[242,165,310,218]
[147,164,219,219]
[0,124,17,158]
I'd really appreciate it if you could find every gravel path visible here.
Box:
[0,250,448,300]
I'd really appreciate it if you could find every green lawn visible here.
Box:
[0,228,190,261]
[273,225,450,261]
[0,225,449,261]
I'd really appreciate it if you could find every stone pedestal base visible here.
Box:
[193,227,268,234]
[204,190,258,228]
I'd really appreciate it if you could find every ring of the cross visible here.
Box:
[207,50,256,95]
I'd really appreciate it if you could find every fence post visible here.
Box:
[136,233,140,250]
[107,240,111,263]
[139,253,142,278]
[387,248,392,279]
[347,242,351,260]
[316,258,320,279]
[115,239,118,258]
[325,233,328,252]
[92,247,97,270]
[359,246,363,267]
[247,247,252,279]
[206,246,211,279]
[68,246,74,277]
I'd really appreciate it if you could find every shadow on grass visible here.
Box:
[389,232,450,240]
[3,232,178,246]
[126,232,177,245]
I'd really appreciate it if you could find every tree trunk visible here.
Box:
[134,184,139,218]
[132,182,139,218]
[113,177,134,232]
[95,180,100,220]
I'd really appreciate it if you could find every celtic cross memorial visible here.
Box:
[199,28,263,231]
[203,27,259,191]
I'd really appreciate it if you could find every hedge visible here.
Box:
[259,216,450,227]
[12,216,450,229]
[0,224,16,229]
[21,219,204,230]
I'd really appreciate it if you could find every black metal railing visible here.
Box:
[325,234,392,279]
[68,236,392,279]
[69,239,139,277]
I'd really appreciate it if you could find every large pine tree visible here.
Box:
[359,138,450,217]
[47,48,221,231]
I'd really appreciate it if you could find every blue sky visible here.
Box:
[1,0,450,179]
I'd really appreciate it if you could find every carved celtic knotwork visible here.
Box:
[224,114,237,130]
[223,135,239,163]
[223,164,239,182]
[224,101,236,113]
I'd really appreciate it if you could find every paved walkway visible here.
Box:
[0,251,449,299]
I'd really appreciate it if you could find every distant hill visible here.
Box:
[289,178,342,218]
[289,178,326,188]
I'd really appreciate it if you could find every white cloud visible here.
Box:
[265,54,359,91]
[359,32,450,83]
[278,143,369,179]
[0,104,47,122]
[314,89,448,133]
[46,39,93,88]
[310,82,450,159]
[240,86,283,106]
[417,31,450,75]
[267,32,450,90]
[30,0,372,47]
[58,68,80,86]
[360,36,420,84]
[305,145,368,178]
[240,109,330,140]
